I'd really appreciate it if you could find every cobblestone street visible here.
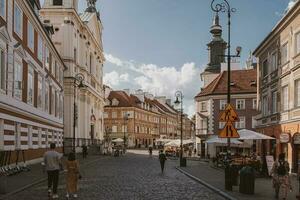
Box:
[6,150,224,200]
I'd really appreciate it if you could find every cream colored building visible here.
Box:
[254,1,300,172]
[40,0,105,152]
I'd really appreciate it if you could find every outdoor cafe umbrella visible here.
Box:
[204,136,243,145]
[237,129,275,140]
[112,138,124,143]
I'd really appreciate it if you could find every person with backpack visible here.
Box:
[159,150,167,174]
[271,153,292,199]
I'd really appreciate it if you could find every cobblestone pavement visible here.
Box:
[6,150,224,200]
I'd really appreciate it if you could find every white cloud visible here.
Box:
[103,71,130,87]
[104,53,201,117]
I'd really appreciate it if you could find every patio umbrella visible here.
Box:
[112,138,124,143]
[204,135,243,145]
[237,129,275,140]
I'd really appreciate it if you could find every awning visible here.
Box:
[237,129,275,140]
[205,136,243,145]
[112,138,124,143]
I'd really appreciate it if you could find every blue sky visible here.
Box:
[41,0,295,116]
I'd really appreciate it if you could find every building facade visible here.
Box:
[254,1,300,172]
[40,0,105,152]
[0,0,65,164]
[195,70,259,157]
[104,89,194,148]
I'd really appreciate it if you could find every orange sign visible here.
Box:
[219,121,240,138]
[219,104,239,122]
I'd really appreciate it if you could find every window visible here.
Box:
[27,66,34,105]
[59,94,63,119]
[89,54,92,73]
[14,3,22,37]
[236,99,245,110]
[0,48,5,91]
[38,35,43,61]
[112,125,117,133]
[200,102,207,112]
[45,47,50,70]
[296,79,300,107]
[45,83,49,112]
[37,75,43,109]
[55,90,59,117]
[74,48,77,63]
[262,59,268,77]
[262,95,268,116]
[220,100,226,110]
[235,116,245,129]
[271,52,277,71]
[296,32,300,55]
[27,22,34,50]
[282,86,289,111]
[281,43,288,64]
[112,112,117,118]
[253,99,257,110]
[271,91,277,114]
[0,0,6,18]
[13,61,22,100]
[219,121,225,129]
[53,0,63,6]
[51,88,55,115]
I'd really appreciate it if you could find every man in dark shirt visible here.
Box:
[159,150,167,173]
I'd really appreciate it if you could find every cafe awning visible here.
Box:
[238,129,275,140]
[112,138,124,143]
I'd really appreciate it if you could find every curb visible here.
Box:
[0,158,100,199]
[176,167,237,200]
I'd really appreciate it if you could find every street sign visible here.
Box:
[219,121,240,138]
[219,104,239,122]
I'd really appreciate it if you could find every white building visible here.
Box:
[0,0,65,164]
[40,0,105,152]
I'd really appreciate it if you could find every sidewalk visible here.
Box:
[0,153,103,198]
[179,160,299,200]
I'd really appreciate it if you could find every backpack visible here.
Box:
[277,161,287,176]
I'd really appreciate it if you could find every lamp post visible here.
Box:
[174,91,184,167]
[73,73,85,153]
[211,0,241,191]
[123,112,129,150]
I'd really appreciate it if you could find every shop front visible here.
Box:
[293,133,300,173]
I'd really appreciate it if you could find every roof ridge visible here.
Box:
[210,71,224,93]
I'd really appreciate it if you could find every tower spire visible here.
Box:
[210,12,222,38]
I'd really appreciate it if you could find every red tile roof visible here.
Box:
[106,91,176,116]
[195,69,257,98]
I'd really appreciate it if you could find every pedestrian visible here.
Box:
[149,146,153,157]
[271,153,292,199]
[43,143,62,199]
[193,148,197,157]
[159,150,167,173]
[65,152,81,199]
[82,144,87,159]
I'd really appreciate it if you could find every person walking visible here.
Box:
[271,153,292,199]
[149,146,153,157]
[82,144,87,159]
[65,152,81,199]
[159,150,167,174]
[43,143,62,199]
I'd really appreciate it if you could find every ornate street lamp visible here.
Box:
[73,73,85,152]
[174,91,184,167]
[211,0,241,191]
